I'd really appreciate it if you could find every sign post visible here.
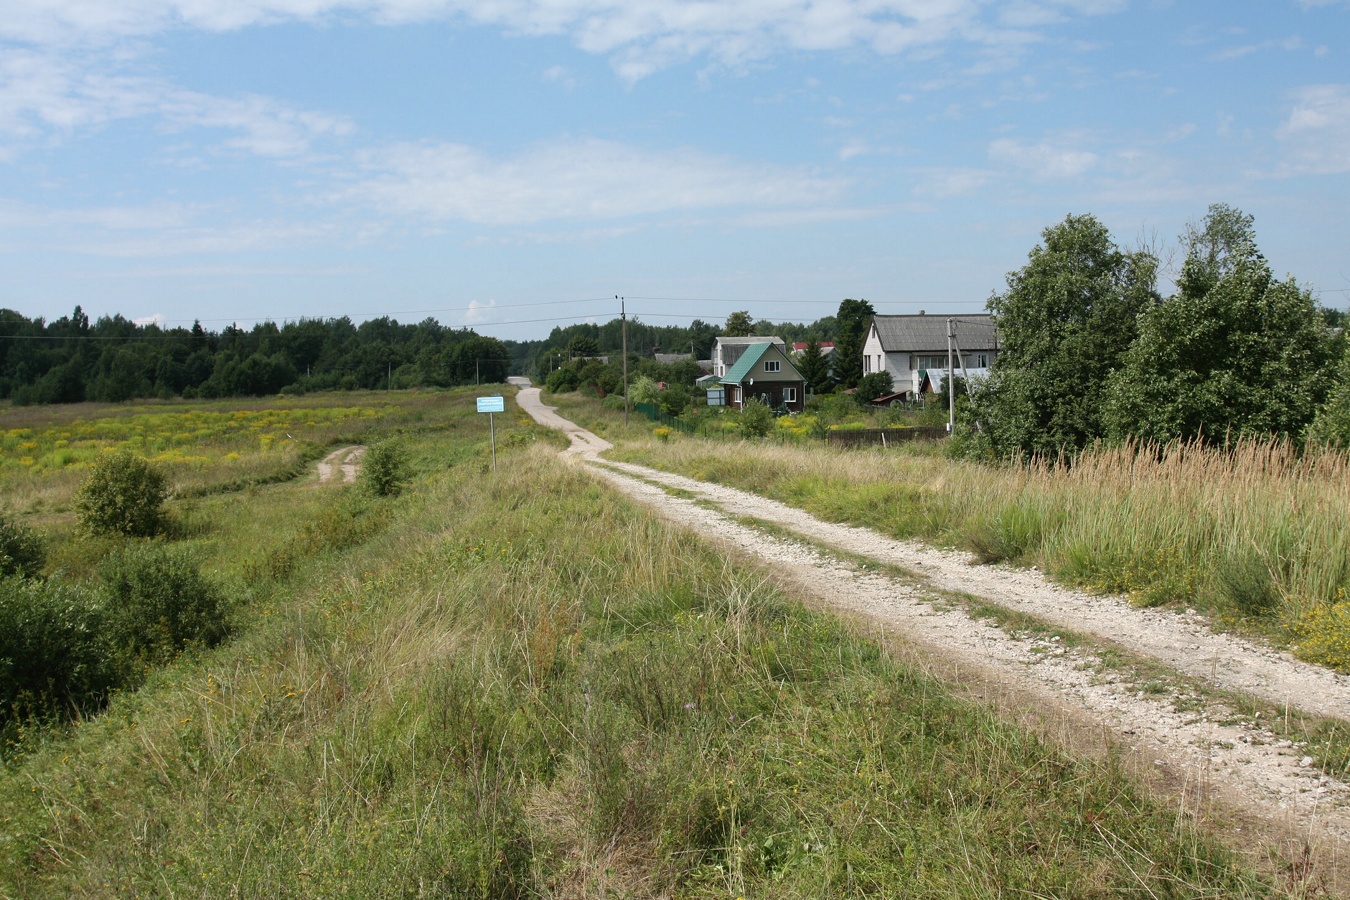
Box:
[476,395,505,472]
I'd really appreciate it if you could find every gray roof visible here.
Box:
[871,314,997,353]
[653,353,693,366]
[715,335,786,347]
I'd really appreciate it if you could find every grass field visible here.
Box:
[0,388,1292,895]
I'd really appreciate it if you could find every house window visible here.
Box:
[764,359,781,373]
[970,353,990,368]
[783,387,797,403]
[915,355,949,371]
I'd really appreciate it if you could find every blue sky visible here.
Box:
[0,0,1346,341]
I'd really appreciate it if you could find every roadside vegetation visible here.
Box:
[0,388,1282,895]
[598,400,1350,672]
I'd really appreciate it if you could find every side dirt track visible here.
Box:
[513,382,1350,884]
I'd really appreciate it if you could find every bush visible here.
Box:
[361,439,411,497]
[545,366,579,393]
[0,577,112,723]
[74,451,169,537]
[100,544,231,676]
[0,515,45,579]
[738,398,775,438]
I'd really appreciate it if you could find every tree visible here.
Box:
[567,335,600,357]
[831,299,875,389]
[723,310,755,337]
[1104,206,1336,444]
[855,371,893,404]
[977,214,1157,457]
[1306,341,1350,448]
[797,339,833,393]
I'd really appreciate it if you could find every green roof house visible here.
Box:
[719,341,806,413]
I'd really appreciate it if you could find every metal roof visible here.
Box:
[870,314,997,353]
[720,342,803,384]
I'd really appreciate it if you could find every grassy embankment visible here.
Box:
[0,389,1284,895]
[581,391,1350,673]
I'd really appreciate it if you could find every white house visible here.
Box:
[861,313,998,396]
[712,336,786,378]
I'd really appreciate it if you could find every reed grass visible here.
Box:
[0,393,1280,895]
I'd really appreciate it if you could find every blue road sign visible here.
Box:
[476,395,505,413]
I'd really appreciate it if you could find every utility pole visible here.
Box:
[947,318,955,434]
[619,296,629,426]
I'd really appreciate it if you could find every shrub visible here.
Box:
[0,515,45,579]
[545,366,579,393]
[74,451,169,537]
[361,439,411,497]
[99,544,231,676]
[738,398,775,438]
[0,577,112,723]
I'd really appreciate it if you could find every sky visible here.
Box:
[0,1,1347,342]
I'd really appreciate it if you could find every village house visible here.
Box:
[861,313,998,398]
[718,341,806,413]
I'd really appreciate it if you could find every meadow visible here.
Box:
[0,388,1288,895]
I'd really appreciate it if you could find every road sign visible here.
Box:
[476,395,505,413]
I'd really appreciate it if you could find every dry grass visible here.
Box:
[614,431,1350,669]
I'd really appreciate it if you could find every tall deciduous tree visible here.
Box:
[1104,205,1336,444]
[723,310,755,337]
[978,214,1157,457]
[831,298,874,389]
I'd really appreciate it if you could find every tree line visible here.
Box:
[971,204,1350,455]
[0,312,512,404]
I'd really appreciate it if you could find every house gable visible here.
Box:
[720,342,804,385]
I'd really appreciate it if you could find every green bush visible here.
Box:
[74,451,169,537]
[0,577,112,724]
[0,515,45,579]
[99,544,231,676]
[544,366,578,393]
[360,440,411,497]
[738,398,775,438]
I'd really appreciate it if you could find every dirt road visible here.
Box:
[513,384,1350,880]
[317,445,365,484]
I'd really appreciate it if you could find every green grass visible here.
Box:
[0,389,1288,895]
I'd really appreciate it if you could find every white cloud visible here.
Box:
[133,312,164,326]
[0,48,352,157]
[912,166,993,197]
[1275,83,1350,176]
[2,0,1128,80]
[988,136,1097,178]
[338,137,851,225]
[464,299,496,324]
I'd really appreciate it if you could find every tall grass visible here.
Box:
[614,431,1350,667]
[0,397,1277,895]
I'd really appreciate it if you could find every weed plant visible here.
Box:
[0,404,1276,895]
